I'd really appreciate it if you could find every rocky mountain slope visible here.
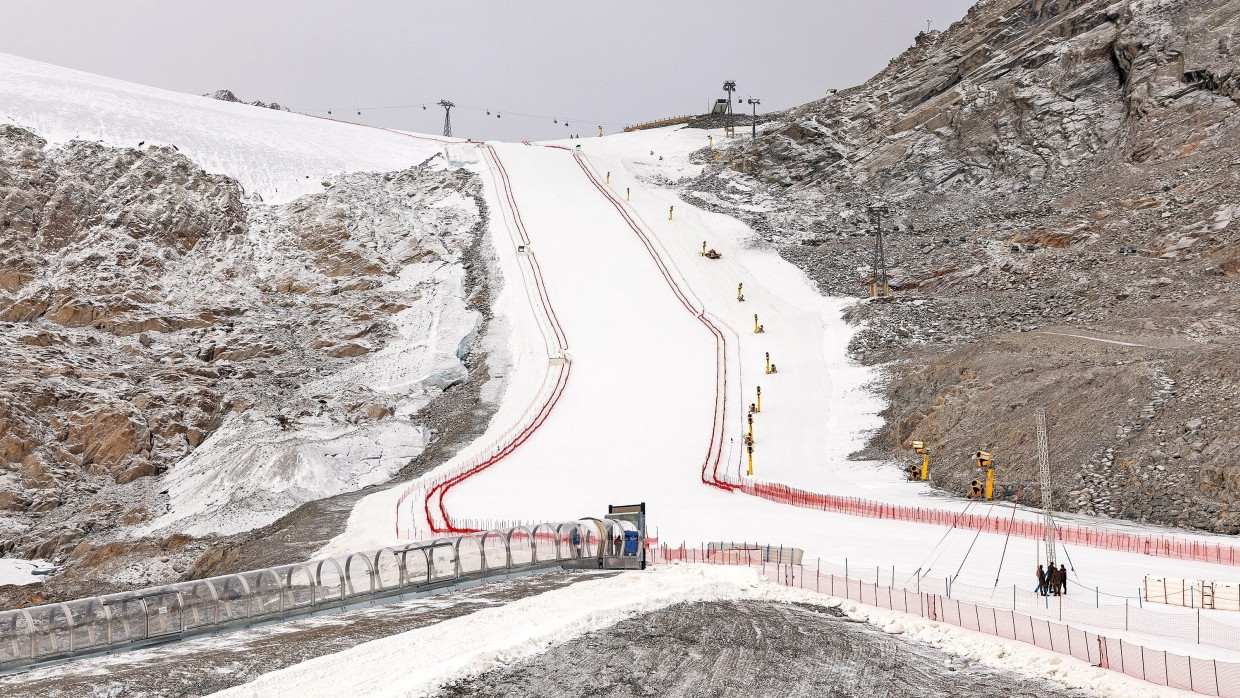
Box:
[0,123,494,593]
[687,0,1240,530]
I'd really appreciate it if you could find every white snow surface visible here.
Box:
[0,559,53,586]
[211,563,1187,698]
[140,257,484,537]
[0,52,446,204]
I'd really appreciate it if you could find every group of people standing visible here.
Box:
[1036,563,1069,596]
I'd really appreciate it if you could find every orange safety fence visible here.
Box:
[740,480,1240,567]
[651,544,1240,697]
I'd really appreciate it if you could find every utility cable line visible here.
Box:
[294,99,629,128]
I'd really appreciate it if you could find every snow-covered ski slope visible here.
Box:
[4,50,1239,610]
[329,126,1240,605]
[0,52,445,203]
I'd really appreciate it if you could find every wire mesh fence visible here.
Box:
[651,544,1240,697]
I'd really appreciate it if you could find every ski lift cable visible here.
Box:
[296,101,627,126]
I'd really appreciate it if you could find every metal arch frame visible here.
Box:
[278,563,318,611]
[428,539,458,581]
[71,598,107,648]
[111,596,146,644]
[342,552,376,600]
[577,518,611,558]
[530,523,558,562]
[16,608,33,661]
[478,529,510,571]
[372,547,406,591]
[174,578,220,630]
[452,534,487,578]
[251,568,286,616]
[315,557,347,606]
[53,603,75,654]
[505,526,536,567]
[228,574,254,620]
[395,543,433,588]
[556,522,584,559]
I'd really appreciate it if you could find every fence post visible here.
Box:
[1096,587,1100,608]
[1124,599,1128,631]
[845,558,848,579]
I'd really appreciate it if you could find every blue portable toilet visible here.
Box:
[623,530,639,556]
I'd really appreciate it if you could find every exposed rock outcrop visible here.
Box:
[686,0,1240,530]
[0,126,489,571]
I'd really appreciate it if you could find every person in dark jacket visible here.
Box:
[1059,564,1069,595]
[1036,564,1046,595]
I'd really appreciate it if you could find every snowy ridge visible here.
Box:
[0,52,447,203]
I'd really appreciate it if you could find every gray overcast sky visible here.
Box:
[2,1,975,141]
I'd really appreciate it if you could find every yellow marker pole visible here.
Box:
[754,314,760,334]
[669,206,674,220]
[748,413,753,441]
[921,452,930,480]
[626,187,630,201]
[985,466,995,500]
[606,171,611,184]
[702,241,707,257]
[708,135,713,148]
[737,283,744,301]
[756,386,761,413]
[598,125,603,137]
[747,443,754,476]
[715,151,720,161]
[765,352,770,375]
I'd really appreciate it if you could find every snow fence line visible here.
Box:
[741,480,1240,567]
[393,142,572,538]
[653,544,1240,697]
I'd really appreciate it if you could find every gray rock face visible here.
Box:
[0,125,488,569]
[685,0,1240,531]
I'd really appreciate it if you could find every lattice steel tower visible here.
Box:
[438,100,455,138]
[722,81,737,138]
[1036,409,1056,568]
[868,205,890,297]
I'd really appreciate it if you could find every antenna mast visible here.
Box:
[1036,409,1056,568]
